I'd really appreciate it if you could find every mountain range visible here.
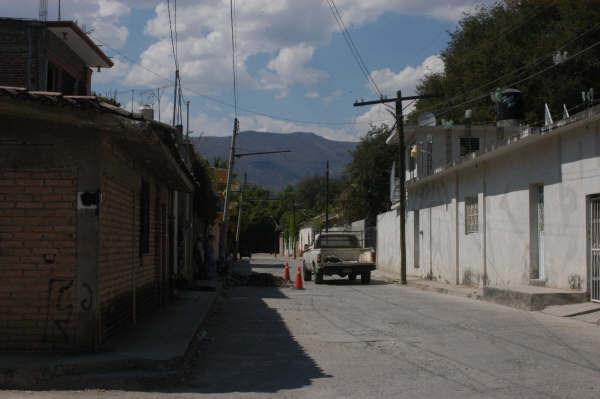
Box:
[191,131,357,191]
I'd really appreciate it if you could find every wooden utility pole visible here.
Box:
[172,70,179,126]
[354,90,440,285]
[186,100,190,138]
[325,160,329,233]
[292,201,296,259]
[234,172,246,260]
[221,117,239,260]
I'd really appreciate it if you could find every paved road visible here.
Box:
[5,254,600,398]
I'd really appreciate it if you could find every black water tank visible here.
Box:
[493,88,524,121]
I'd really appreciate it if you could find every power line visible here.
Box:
[429,38,600,119]
[418,23,600,117]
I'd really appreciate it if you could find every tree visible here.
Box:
[410,0,600,126]
[191,153,218,225]
[337,124,398,225]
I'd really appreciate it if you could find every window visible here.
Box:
[460,137,480,156]
[319,235,359,248]
[465,196,478,234]
[140,180,150,254]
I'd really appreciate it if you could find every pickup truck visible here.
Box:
[302,232,375,284]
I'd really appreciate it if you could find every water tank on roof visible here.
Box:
[491,88,524,127]
[140,104,154,120]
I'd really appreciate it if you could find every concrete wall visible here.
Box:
[376,210,400,275]
[389,115,600,291]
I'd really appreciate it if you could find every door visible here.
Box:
[530,184,544,280]
[537,185,545,279]
[414,210,420,269]
[590,197,600,302]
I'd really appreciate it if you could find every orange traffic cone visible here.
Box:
[283,262,290,281]
[294,266,303,289]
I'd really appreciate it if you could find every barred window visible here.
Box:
[465,196,478,234]
[460,137,479,156]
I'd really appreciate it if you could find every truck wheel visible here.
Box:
[315,271,324,284]
[361,271,371,284]
[304,267,312,281]
[348,273,356,282]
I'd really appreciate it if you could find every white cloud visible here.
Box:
[93,56,131,84]
[305,91,320,99]
[259,44,328,98]
[369,54,445,97]
[352,54,445,125]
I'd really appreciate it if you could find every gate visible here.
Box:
[591,198,600,302]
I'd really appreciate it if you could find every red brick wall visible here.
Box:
[99,176,134,340]
[0,171,77,351]
[99,172,164,342]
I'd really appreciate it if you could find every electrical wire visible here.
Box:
[429,38,600,120]
[419,23,600,117]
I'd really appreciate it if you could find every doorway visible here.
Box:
[590,196,600,302]
[414,209,420,269]
[530,184,544,280]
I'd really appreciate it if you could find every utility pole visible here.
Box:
[292,201,296,259]
[325,160,329,233]
[131,89,134,113]
[58,0,61,20]
[221,117,239,261]
[172,70,179,126]
[234,172,246,260]
[186,100,190,138]
[157,88,161,122]
[354,90,440,285]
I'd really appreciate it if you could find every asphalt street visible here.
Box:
[4,253,600,398]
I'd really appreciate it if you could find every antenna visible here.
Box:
[39,0,47,21]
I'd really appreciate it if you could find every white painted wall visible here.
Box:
[376,210,400,274]
[380,114,600,291]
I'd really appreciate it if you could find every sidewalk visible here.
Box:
[0,279,221,390]
[373,269,600,326]
[372,269,482,299]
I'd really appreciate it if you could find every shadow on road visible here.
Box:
[179,285,330,394]
[321,278,390,286]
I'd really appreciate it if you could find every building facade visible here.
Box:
[0,88,195,351]
[378,105,600,300]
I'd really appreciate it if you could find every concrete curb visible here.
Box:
[0,283,224,390]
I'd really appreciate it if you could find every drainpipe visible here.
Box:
[173,191,178,280]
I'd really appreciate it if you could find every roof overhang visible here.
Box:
[47,21,113,68]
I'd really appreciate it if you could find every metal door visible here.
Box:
[414,210,420,269]
[537,185,545,279]
[590,198,600,302]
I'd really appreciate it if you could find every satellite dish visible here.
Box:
[418,112,436,127]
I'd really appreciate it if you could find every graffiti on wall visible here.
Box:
[43,279,93,344]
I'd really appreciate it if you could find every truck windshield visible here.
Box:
[319,235,359,248]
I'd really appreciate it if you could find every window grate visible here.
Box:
[460,137,480,156]
[465,196,478,234]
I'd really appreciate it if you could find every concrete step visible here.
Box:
[482,286,588,311]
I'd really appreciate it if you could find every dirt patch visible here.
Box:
[228,272,291,287]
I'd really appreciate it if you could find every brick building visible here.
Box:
[0,18,112,94]
[0,87,196,351]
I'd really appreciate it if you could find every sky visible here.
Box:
[2,0,494,141]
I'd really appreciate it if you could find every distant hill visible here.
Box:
[191,131,357,191]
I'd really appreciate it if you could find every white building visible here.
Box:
[377,104,600,302]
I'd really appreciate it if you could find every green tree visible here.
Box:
[410,0,600,125]
[191,153,218,225]
[337,124,398,225]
